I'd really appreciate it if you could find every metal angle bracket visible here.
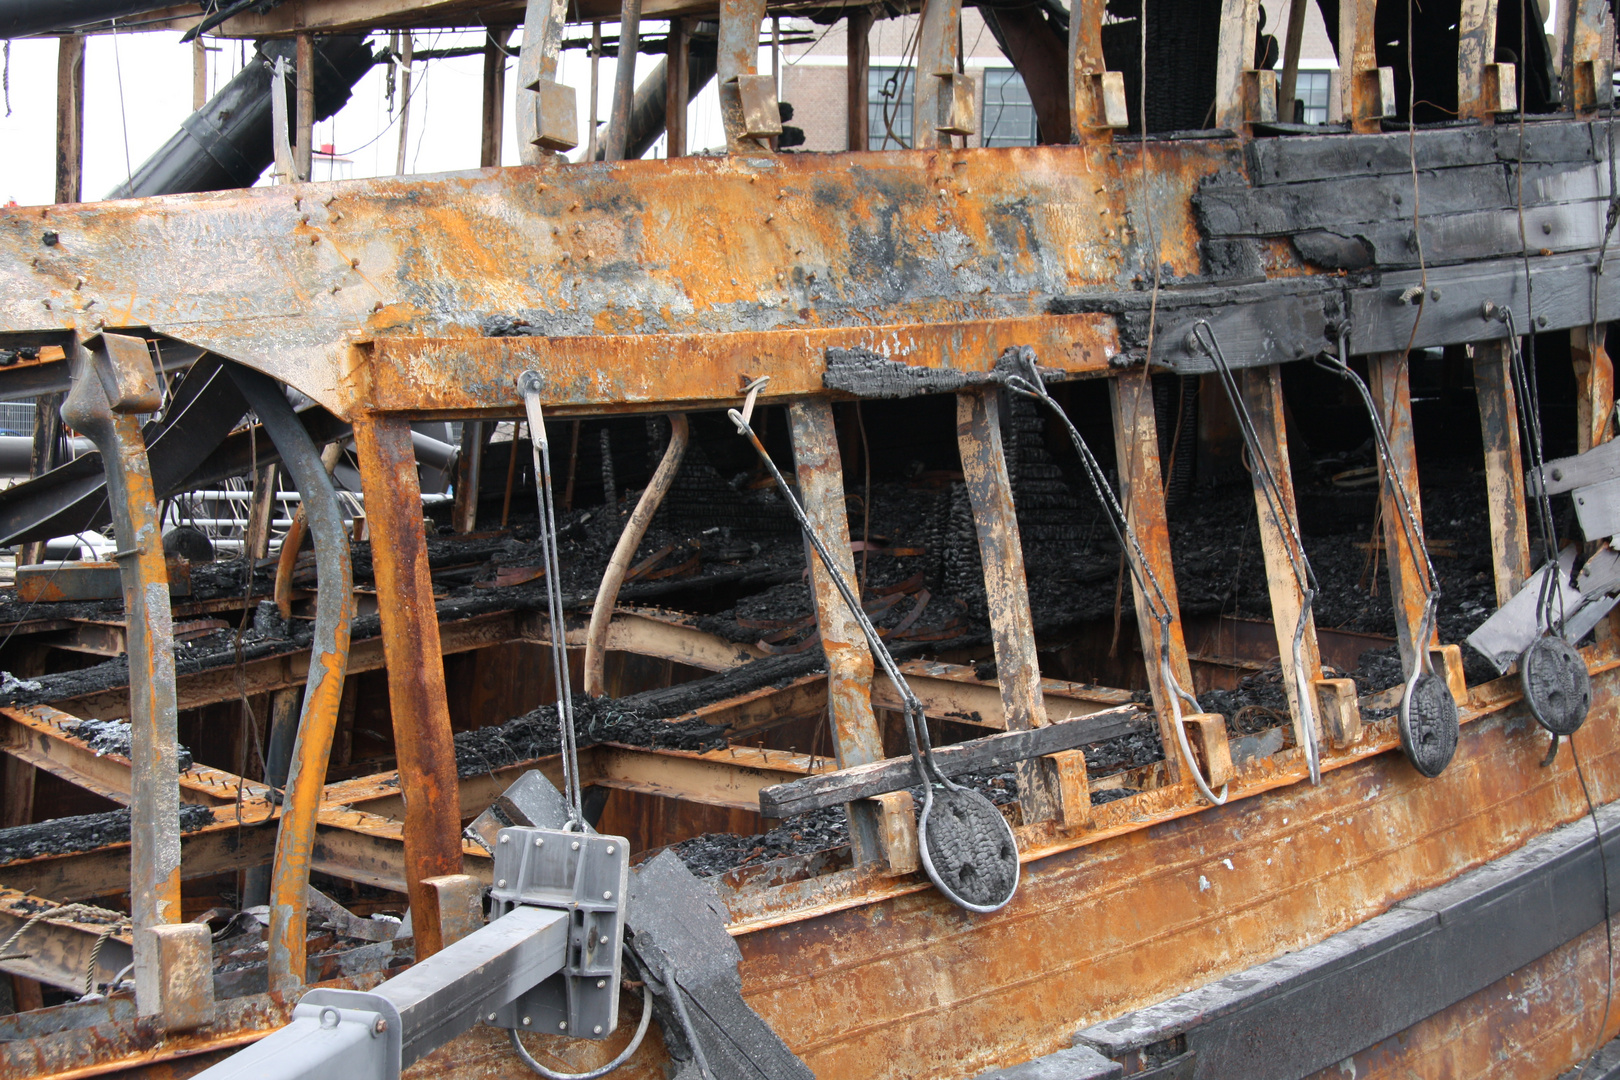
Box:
[465,768,585,855]
[490,826,630,1040]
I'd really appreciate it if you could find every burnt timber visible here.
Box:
[3,0,1620,1075]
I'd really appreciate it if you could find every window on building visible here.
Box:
[1295,70,1331,125]
[981,68,1038,146]
[869,66,914,150]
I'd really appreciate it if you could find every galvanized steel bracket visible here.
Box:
[490,826,629,1040]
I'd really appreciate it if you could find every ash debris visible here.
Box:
[0,804,215,865]
[65,717,194,773]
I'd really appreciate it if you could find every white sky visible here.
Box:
[0,25,749,208]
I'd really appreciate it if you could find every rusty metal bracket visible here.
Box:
[59,332,188,1024]
[228,362,355,994]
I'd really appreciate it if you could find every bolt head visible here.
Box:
[488,1013,497,1022]
[594,1025,603,1035]
[606,845,615,854]
[522,1016,531,1025]
[597,979,606,988]
[571,841,580,851]
[603,890,612,900]
[374,1017,388,1034]
[535,837,544,847]
[499,834,509,844]
[559,1021,568,1031]
[600,935,609,945]
[497,879,507,888]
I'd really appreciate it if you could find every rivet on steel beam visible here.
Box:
[765,213,774,222]
[300,215,310,225]
[40,299,49,310]
[331,212,343,222]
[569,202,581,211]
[323,194,337,206]
[330,284,341,294]
[309,236,319,245]
[372,301,384,312]
[75,276,85,289]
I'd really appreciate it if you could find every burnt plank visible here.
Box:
[1346,254,1620,356]
[1246,121,1594,185]
[757,705,1150,818]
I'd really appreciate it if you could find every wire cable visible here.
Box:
[1192,321,1323,784]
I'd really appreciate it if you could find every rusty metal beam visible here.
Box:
[351,415,462,959]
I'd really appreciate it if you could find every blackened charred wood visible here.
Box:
[758,704,1150,818]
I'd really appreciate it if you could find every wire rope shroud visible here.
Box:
[728,377,1017,914]
[996,347,1228,806]
[1315,327,1458,779]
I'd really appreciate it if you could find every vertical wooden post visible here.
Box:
[1367,353,1434,670]
[1473,340,1532,606]
[956,388,1059,823]
[1572,325,1615,454]
[718,0,770,152]
[847,7,872,150]
[55,35,85,205]
[1239,366,1327,758]
[351,416,463,959]
[1457,0,1502,121]
[666,18,690,157]
[1,755,33,829]
[516,0,571,165]
[1278,0,1307,121]
[192,36,208,112]
[786,401,890,866]
[396,35,415,175]
[1068,0,1107,139]
[294,33,315,182]
[1109,374,1189,785]
[452,422,488,533]
[1336,0,1383,132]
[913,0,963,150]
[245,464,279,561]
[481,27,514,168]
[1214,0,1261,129]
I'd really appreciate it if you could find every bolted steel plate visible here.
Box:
[1400,672,1459,778]
[918,786,1019,913]
[1520,634,1592,736]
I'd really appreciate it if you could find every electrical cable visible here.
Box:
[727,378,1019,913]
[998,347,1226,805]
[1191,321,1323,784]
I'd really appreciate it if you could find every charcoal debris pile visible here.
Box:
[0,804,215,865]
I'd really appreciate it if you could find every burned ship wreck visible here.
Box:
[1,0,1619,1075]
